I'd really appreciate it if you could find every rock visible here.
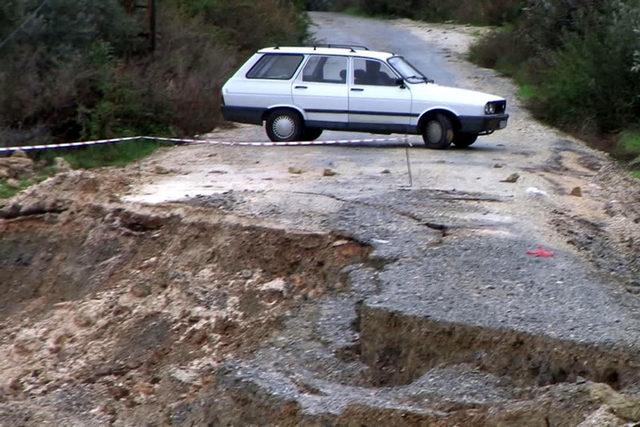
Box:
[240,269,253,279]
[188,328,208,344]
[299,235,323,249]
[0,157,34,178]
[170,368,200,385]
[141,257,157,269]
[13,335,39,355]
[212,315,237,334]
[7,377,22,393]
[288,166,303,175]
[577,405,626,427]
[570,186,583,197]
[526,187,548,197]
[587,383,640,421]
[500,173,520,183]
[130,283,151,298]
[74,312,95,328]
[259,278,291,296]
[53,157,72,172]
[323,168,337,177]
[493,163,504,168]
[5,178,20,188]
[11,149,27,158]
[108,385,130,400]
[381,169,391,174]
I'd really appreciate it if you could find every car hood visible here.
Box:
[410,83,504,105]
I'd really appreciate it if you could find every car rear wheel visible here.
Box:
[452,132,478,148]
[301,128,323,141]
[421,114,453,149]
[266,109,304,142]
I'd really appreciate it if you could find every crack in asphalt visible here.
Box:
[286,190,450,236]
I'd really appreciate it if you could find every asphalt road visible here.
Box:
[310,12,460,86]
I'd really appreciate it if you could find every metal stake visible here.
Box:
[404,135,413,187]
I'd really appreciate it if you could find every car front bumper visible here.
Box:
[458,114,509,133]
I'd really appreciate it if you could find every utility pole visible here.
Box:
[120,0,156,52]
[148,0,156,52]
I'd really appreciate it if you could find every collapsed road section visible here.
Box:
[2,167,640,425]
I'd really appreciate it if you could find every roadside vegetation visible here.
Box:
[469,0,640,176]
[0,0,307,147]
[320,0,640,177]
[314,0,522,25]
[0,0,308,196]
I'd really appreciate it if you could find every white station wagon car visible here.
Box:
[221,45,509,149]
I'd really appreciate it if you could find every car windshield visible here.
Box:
[388,57,430,83]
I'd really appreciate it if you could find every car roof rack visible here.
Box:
[312,44,369,52]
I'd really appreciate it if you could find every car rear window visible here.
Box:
[302,56,348,84]
[246,54,304,80]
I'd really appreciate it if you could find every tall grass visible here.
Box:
[57,140,164,169]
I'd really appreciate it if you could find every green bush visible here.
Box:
[0,0,308,152]
[530,2,640,134]
[331,0,524,25]
[471,0,640,156]
[618,131,640,162]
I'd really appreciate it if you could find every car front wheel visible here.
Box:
[422,114,453,149]
[265,109,304,142]
[452,132,478,148]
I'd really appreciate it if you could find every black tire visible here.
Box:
[452,132,478,148]
[302,128,323,141]
[265,109,304,142]
[421,113,454,149]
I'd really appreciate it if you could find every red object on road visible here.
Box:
[527,247,554,257]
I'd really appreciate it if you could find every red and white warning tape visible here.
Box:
[0,135,408,154]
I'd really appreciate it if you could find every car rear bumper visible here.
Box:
[221,106,265,125]
[458,114,509,133]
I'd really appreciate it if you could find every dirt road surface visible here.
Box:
[2,12,640,426]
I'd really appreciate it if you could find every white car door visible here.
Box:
[348,58,413,130]
[292,55,350,127]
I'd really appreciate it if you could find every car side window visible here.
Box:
[302,56,348,84]
[353,58,397,86]
[246,54,304,80]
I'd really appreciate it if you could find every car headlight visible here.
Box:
[485,101,506,115]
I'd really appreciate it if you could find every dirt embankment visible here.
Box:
[0,171,370,425]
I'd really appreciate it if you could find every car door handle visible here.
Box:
[294,85,307,89]
[350,88,364,92]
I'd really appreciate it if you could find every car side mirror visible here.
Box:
[395,78,406,88]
